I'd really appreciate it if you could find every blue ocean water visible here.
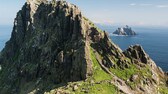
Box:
[0,25,12,51]
[100,26,168,71]
[0,25,168,71]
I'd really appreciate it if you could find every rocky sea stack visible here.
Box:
[113,25,136,36]
[0,0,167,94]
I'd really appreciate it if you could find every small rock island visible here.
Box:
[113,25,136,35]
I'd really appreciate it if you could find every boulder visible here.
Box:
[73,85,78,91]
[130,74,139,82]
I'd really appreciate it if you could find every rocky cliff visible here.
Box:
[113,25,136,35]
[0,0,167,94]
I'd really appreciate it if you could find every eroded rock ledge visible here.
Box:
[0,0,167,94]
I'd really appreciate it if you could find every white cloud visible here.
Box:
[157,5,168,8]
[129,3,153,7]
[140,4,153,6]
[129,3,168,8]
[129,3,136,6]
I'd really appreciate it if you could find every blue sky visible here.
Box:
[0,0,168,27]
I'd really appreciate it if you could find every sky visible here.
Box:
[0,0,168,27]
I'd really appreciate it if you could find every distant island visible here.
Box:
[113,25,136,35]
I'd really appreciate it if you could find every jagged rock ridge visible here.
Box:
[113,25,136,35]
[0,0,167,94]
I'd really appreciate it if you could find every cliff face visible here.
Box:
[0,0,94,92]
[0,0,167,94]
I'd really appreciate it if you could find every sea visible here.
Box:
[0,25,12,51]
[0,25,168,71]
[99,25,168,72]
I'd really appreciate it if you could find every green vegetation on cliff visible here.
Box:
[0,0,167,94]
[90,47,112,82]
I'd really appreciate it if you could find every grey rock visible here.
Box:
[123,44,149,64]
[73,85,78,91]
[130,74,139,82]
[113,25,136,36]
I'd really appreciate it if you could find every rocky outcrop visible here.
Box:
[123,45,167,94]
[0,1,92,93]
[113,25,136,35]
[123,45,149,64]
[0,0,167,94]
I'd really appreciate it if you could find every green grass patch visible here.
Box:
[88,83,117,94]
[139,65,152,78]
[110,64,138,81]
[90,47,112,82]
[110,59,153,81]
[159,86,168,94]
[68,81,118,94]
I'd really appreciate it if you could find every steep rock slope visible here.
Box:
[0,0,167,94]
